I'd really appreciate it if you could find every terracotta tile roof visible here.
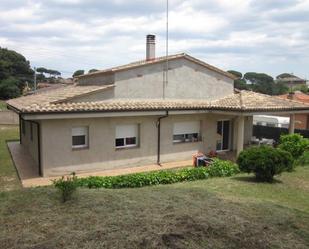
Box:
[78,53,237,80]
[7,89,309,114]
[278,91,309,103]
[7,84,114,111]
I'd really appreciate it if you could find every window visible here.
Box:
[216,120,230,151]
[72,127,88,149]
[30,123,33,141]
[173,121,201,143]
[115,124,139,148]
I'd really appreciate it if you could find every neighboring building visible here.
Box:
[7,35,309,177]
[276,74,307,89]
[278,91,309,129]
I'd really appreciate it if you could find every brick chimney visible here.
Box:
[146,34,156,61]
[288,92,295,100]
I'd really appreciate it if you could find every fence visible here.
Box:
[253,125,309,141]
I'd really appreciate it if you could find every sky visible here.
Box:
[0,0,309,79]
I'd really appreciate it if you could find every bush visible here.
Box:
[295,151,309,166]
[237,146,293,182]
[278,134,309,159]
[207,159,240,177]
[77,159,239,189]
[53,173,78,202]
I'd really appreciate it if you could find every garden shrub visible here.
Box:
[53,173,78,202]
[237,146,293,182]
[77,159,239,189]
[278,134,309,159]
[295,150,309,166]
[207,158,240,177]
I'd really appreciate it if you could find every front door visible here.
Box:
[216,120,230,151]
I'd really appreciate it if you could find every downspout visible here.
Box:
[156,111,169,165]
[19,114,22,144]
[29,120,42,177]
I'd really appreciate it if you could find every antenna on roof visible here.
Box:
[163,0,169,99]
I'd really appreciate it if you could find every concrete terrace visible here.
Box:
[8,141,194,187]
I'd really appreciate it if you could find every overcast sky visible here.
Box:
[0,0,308,78]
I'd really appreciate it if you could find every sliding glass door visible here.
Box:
[216,120,230,151]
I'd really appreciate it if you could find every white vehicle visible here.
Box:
[253,115,290,128]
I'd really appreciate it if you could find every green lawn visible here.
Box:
[0,125,20,190]
[0,126,309,249]
[0,100,7,111]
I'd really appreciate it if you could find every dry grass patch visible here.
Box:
[0,126,309,248]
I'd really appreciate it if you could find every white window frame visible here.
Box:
[115,124,139,149]
[72,126,89,149]
[173,121,201,143]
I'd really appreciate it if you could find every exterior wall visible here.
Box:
[21,120,39,166]
[0,110,19,125]
[232,116,253,150]
[40,113,237,176]
[77,58,234,101]
[78,73,114,85]
[114,58,233,100]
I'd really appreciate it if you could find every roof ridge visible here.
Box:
[78,53,186,78]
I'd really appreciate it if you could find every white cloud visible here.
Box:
[0,0,308,79]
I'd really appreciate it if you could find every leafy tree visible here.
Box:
[72,70,84,77]
[273,82,289,95]
[36,67,48,74]
[36,67,61,79]
[0,47,33,99]
[227,70,242,79]
[244,72,276,95]
[88,69,99,73]
[292,84,309,94]
[0,77,21,99]
[228,70,249,90]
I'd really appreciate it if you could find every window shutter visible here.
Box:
[173,121,200,135]
[116,124,138,138]
[72,127,87,136]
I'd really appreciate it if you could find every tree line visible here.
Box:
[228,70,307,95]
[0,47,306,99]
[0,47,33,99]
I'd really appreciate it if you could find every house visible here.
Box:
[276,74,307,89]
[278,91,309,129]
[7,35,309,177]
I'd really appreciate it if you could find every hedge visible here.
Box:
[76,159,239,189]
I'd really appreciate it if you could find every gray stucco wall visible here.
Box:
[39,113,240,177]
[114,58,233,100]
[78,73,114,85]
[232,116,253,150]
[77,58,234,101]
